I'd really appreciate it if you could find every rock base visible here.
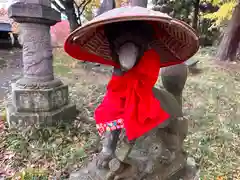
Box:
[69,154,200,180]
[6,103,76,128]
[6,81,76,128]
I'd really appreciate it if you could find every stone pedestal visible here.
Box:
[6,0,76,128]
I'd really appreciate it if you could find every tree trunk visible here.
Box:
[130,0,148,7]
[216,1,240,61]
[97,0,116,16]
[237,43,240,60]
[65,0,79,32]
[192,0,200,30]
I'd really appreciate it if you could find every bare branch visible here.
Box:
[51,0,66,13]
[74,1,81,22]
[58,0,67,8]
[73,1,78,7]
[78,0,88,8]
[80,0,92,15]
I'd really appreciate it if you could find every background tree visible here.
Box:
[204,0,240,61]
[192,0,200,30]
[51,0,100,31]
[216,0,240,61]
[152,0,193,24]
[97,0,116,16]
[131,0,148,7]
[50,0,240,62]
[152,0,220,46]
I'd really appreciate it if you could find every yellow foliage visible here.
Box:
[1,109,6,121]
[74,0,101,12]
[12,168,48,180]
[205,0,221,6]
[203,0,237,27]
[212,0,220,5]
[115,0,121,7]
[115,0,129,7]
[74,0,101,7]
[74,0,101,20]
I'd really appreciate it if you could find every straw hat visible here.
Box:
[64,6,199,67]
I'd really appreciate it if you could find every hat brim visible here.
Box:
[64,6,199,67]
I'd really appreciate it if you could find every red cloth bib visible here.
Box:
[94,49,170,140]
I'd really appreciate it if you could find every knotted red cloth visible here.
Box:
[94,49,170,141]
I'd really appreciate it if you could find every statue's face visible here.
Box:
[117,42,139,71]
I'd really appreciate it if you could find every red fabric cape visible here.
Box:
[94,49,170,140]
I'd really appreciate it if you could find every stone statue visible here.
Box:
[65,6,199,180]
[83,24,190,180]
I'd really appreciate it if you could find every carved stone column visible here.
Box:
[6,0,76,128]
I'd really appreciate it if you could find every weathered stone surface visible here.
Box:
[6,102,76,128]
[69,87,196,180]
[18,23,54,81]
[161,63,188,108]
[10,0,51,7]
[12,83,69,112]
[69,63,192,180]
[8,2,61,25]
[69,150,199,180]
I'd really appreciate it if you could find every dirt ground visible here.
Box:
[0,48,22,101]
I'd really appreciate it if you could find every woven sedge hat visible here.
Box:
[64,6,199,67]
